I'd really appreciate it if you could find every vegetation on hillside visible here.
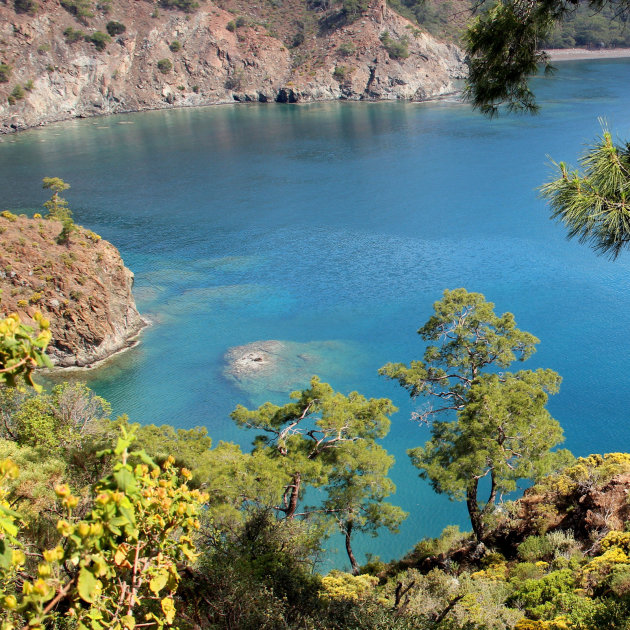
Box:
[2,267,630,628]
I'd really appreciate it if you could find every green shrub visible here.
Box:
[159,0,198,13]
[60,0,94,21]
[333,65,351,82]
[10,85,25,101]
[157,58,172,73]
[379,31,409,59]
[105,20,126,36]
[0,63,11,83]
[37,43,51,53]
[24,79,34,91]
[64,26,85,43]
[192,84,200,93]
[88,30,111,50]
[337,41,356,56]
[169,39,181,52]
[518,535,555,562]
[14,0,38,14]
[226,20,236,32]
[235,15,247,27]
[342,0,368,21]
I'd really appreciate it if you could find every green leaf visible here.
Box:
[149,571,168,594]
[113,468,137,493]
[0,540,12,570]
[78,567,98,603]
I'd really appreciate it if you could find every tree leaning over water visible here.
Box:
[464,2,630,257]
[231,376,406,573]
[381,289,570,542]
[463,0,630,116]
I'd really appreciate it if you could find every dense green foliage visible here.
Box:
[2,295,630,627]
[106,20,126,36]
[0,64,11,84]
[542,3,630,48]
[157,58,173,74]
[381,289,571,541]
[380,30,410,58]
[88,31,112,51]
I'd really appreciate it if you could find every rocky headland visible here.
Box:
[0,0,466,133]
[0,212,145,367]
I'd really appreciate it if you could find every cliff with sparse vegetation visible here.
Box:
[0,0,466,132]
[0,210,144,366]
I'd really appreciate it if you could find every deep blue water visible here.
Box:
[2,58,630,570]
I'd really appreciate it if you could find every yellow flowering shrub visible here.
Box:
[320,571,378,601]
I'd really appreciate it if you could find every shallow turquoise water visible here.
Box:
[2,58,630,570]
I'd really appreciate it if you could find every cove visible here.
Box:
[2,58,630,570]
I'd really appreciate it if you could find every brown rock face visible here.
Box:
[0,0,465,132]
[0,214,145,367]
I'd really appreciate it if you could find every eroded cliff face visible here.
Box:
[0,0,465,132]
[0,214,145,367]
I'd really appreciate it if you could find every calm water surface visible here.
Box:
[2,58,630,569]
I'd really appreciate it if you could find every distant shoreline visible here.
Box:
[545,47,630,61]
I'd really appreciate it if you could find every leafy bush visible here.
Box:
[518,535,555,562]
[342,0,368,21]
[24,79,34,92]
[88,30,111,51]
[14,0,38,14]
[159,0,198,13]
[1,211,18,222]
[60,0,94,21]
[380,31,410,59]
[169,39,181,52]
[63,26,85,43]
[10,85,25,101]
[337,41,356,56]
[333,65,351,82]
[0,63,11,83]
[226,20,236,32]
[105,20,125,36]
[157,58,173,74]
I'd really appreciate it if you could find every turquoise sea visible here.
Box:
[2,58,630,570]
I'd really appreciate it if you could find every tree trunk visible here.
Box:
[344,520,359,575]
[466,481,485,543]
[285,472,301,519]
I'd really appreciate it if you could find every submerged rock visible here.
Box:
[224,339,365,398]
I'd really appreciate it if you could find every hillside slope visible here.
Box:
[0,0,465,132]
[0,212,145,367]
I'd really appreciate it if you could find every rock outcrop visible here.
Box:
[0,213,145,367]
[0,0,466,132]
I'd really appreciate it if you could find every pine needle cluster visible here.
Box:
[540,125,630,258]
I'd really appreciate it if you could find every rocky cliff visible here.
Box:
[0,0,466,132]
[0,212,145,367]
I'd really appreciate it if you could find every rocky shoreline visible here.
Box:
[0,0,465,134]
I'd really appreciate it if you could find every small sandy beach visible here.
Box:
[545,47,630,61]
